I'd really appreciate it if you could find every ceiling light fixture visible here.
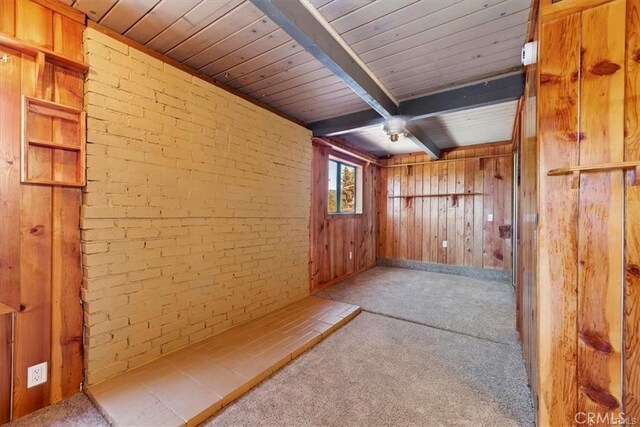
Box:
[382,117,407,142]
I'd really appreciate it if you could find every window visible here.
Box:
[328,158,361,214]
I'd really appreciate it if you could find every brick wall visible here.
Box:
[81,28,312,385]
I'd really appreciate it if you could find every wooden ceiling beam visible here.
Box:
[309,74,524,137]
[405,123,441,159]
[249,0,398,119]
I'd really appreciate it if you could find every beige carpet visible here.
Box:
[204,312,533,426]
[317,266,517,344]
[7,393,106,427]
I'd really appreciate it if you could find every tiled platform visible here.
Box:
[87,296,361,426]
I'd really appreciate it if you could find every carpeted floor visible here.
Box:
[316,266,517,344]
[206,312,533,426]
[7,393,106,427]
[7,267,533,426]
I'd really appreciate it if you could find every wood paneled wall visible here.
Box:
[528,0,639,424]
[310,139,379,292]
[0,0,85,421]
[515,1,539,415]
[377,143,513,271]
[625,0,640,418]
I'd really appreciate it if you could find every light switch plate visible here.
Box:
[442,240,448,248]
[487,213,494,222]
[27,362,47,388]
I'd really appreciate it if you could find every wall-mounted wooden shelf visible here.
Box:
[389,192,482,208]
[547,161,640,186]
[383,153,511,168]
[22,96,86,187]
[387,192,482,198]
[0,33,88,73]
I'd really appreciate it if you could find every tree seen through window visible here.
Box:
[328,159,356,213]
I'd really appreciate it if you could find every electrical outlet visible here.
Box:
[442,240,448,248]
[27,362,47,388]
[487,213,494,222]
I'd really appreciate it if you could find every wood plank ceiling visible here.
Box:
[70,0,368,123]
[310,0,530,101]
[66,0,531,152]
[343,99,519,156]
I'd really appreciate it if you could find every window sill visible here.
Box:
[327,213,363,219]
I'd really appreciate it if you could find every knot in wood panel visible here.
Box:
[579,383,620,410]
[540,73,562,84]
[627,263,640,278]
[590,60,621,75]
[579,330,614,353]
[29,225,44,235]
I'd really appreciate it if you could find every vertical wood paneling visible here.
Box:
[537,12,580,425]
[577,0,625,417]
[446,160,455,264]
[51,13,83,404]
[463,156,474,266]
[625,0,640,418]
[429,162,438,263]
[0,45,22,315]
[0,315,11,424]
[0,23,21,427]
[482,151,496,268]
[378,144,513,271]
[13,42,54,417]
[516,27,539,412]
[0,0,85,420]
[309,142,379,292]
[0,0,16,35]
[421,161,431,262]
[437,163,447,264]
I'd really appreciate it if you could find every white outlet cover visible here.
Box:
[487,213,494,222]
[27,362,47,388]
[442,240,448,248]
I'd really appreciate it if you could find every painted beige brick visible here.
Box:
[82,27,311,385]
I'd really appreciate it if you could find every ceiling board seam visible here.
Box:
[119,0,163,36]
[182,15,273,65]
[298,0,398,107]
[243,59,324,93]
[350,0,468,54]
[96,0,119,24]
[142,0,217,52]
[215,43,306,83]
[248,67,334,98]
[340,0,454,44]
[357,0,530,59]
[367,16,529,71]
[380,36,526,82]
[124,0,205,45]
[330,0,421,36]
[195,27,286,73]
[263,77,343,103]
[162,0,248,57]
